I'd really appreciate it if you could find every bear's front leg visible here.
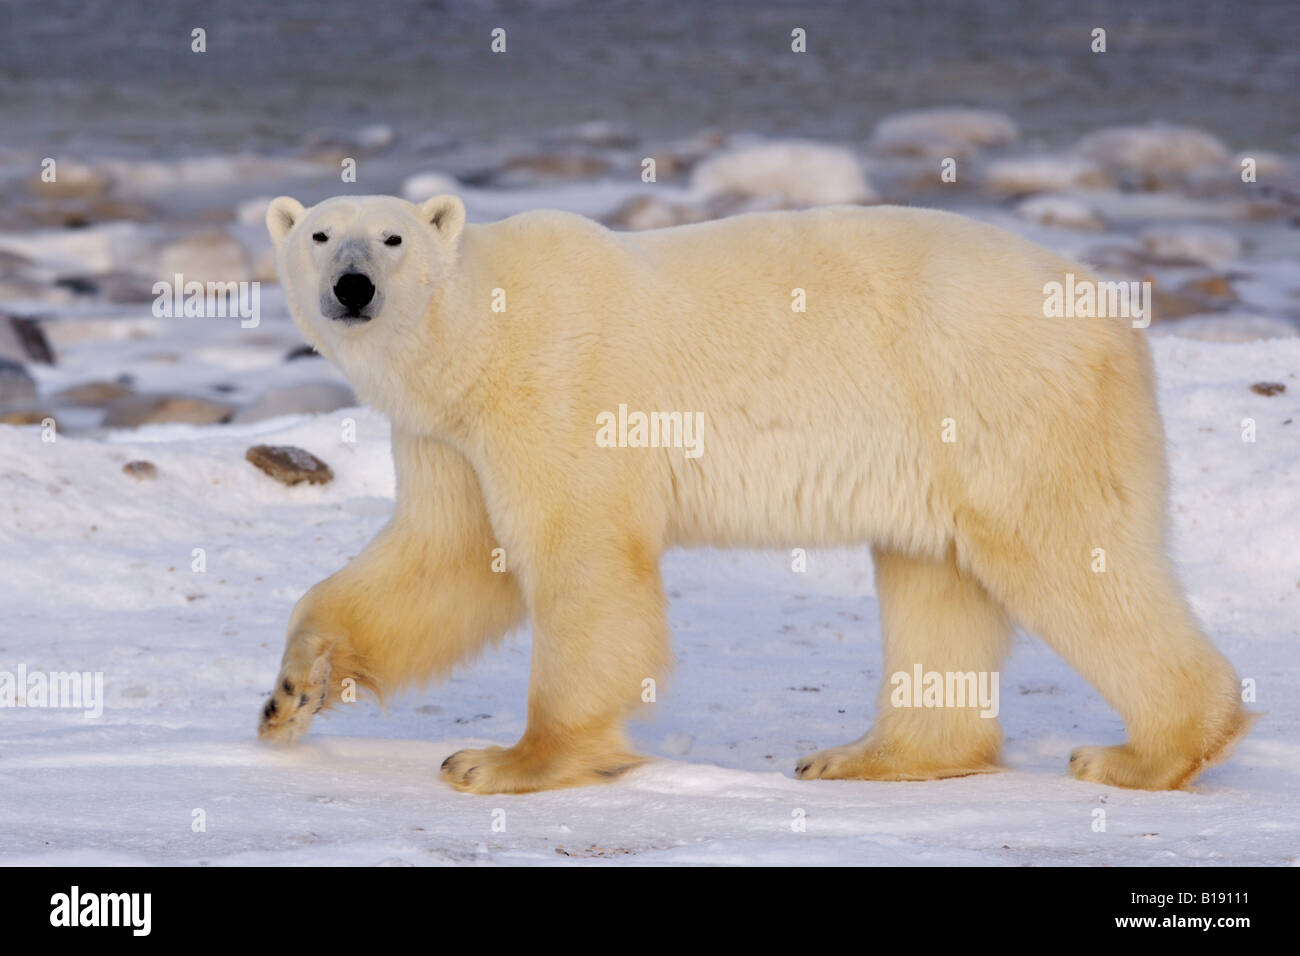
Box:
[258,617,342,744]
[257,568,383,744]
[258,434,526,744]
[440,533,672,793]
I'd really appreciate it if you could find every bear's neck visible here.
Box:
[351,259,493,449]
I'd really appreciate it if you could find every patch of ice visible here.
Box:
[1015,194,1103,231]
[870,108,1019,159]
[983,155,1110,195]
[1075,123,1231,176]
[400,171,466,202]
[691,140,876,206]
[1140,226,1242,266]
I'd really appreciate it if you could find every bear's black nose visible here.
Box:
[333,272,375,314]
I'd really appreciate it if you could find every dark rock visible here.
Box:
[231,382,356,424]
[54,276,100,296]
[0,249,34,271]
[1179,275,1238,301]
[96,272,160,304]
[51,380,133,406]
[102,394,235,428]
[245,445,333,486]
[488,152,612,187]
[1151,287,1215,322]
[122,460,159,480]
[11,198,152,229]
[1251,382,1286,397]
[2,316,55,365]
[0,358,37,405]
[0,409,53,426]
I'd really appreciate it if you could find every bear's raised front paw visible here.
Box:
[258,653,331,745]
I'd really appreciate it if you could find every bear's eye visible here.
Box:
[312,231,328,243]
[384,235,402,247]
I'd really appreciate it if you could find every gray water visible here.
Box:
[2,0,1297,159]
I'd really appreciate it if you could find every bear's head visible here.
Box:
[265,193,466,357]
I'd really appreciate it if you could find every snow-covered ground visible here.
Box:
[1,335,1296,866]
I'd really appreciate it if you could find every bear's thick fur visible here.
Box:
[260,194,1252,793]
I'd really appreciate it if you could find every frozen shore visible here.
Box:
[0,334,1296,865]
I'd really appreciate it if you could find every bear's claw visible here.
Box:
[258,649,331,745]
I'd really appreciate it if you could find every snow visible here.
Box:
[1015,195,1104,231]
[1,335,1297,866]
[690,140,877,206]
[400,171,678,226]
[1151,313,1300,343]
[1074,123,1232,175]
[983,155,1111,195]
[1139,226,1243,266]
[869,108,1020,158]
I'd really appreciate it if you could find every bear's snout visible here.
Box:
[333,272,376,317]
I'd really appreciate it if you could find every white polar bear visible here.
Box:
[259,193,1252,794]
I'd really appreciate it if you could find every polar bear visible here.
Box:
[259,193,1252,794]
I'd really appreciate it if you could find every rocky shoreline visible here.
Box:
[1,110,1297,435]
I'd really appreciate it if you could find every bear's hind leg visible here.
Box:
[796,546,1011,781]
[969,535,1250,790]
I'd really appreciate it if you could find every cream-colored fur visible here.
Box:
[259,194,1252,793]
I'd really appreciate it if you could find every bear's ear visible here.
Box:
[418,194,466,242]
[266,196,306,245]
